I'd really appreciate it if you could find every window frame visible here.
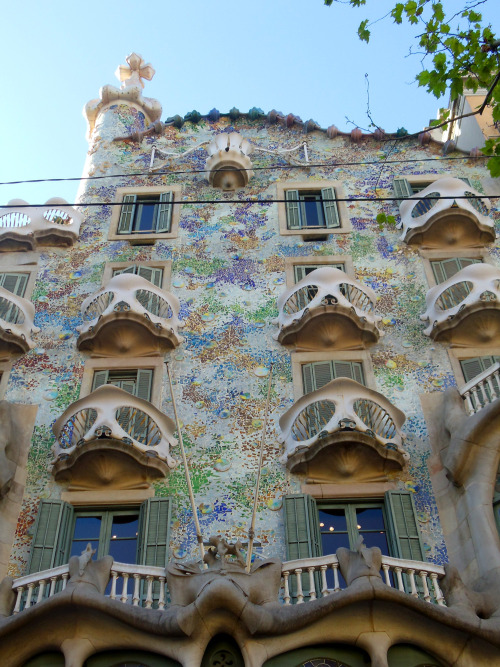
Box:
[419,249,492,288]
[103,260,172,290]
[79,357,164,406]
[69,507,141,563]
[393,175,481,205]
[108,186,182,244]
[448,347,500,387]
[291,350,376,402]
[284,255,354,287]
[277,180,351,237]
[0,260,38,301]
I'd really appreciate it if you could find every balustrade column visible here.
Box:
[132,573,141,606]
[394,566,404,592]
[332,562,340,592]
[419,571,431,602]
[25,583,35,608]
[49,576,58,597]
[295,569,304,604]
[406,569,418,598]
[429,572,446,606]
[36,579,46,603]
[13,587,24,614]
[158,576,166,610]
[61,573,69,590]
[145,575,154,608]
[382,563,391,586]
[283,571,291,605]
[110,570,118,600]
[463,391,474,415]
[320,565,329,597]
[121,573,130,604]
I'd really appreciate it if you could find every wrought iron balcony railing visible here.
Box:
[0,286,39,355]
[0,199,82,251]
[279,377,407,479]
[76,273,184,354]
[460,362,500,415]
[398,177,494,247]
[51,384,177,482]
[274,267,382,349]
[421,263,500,344]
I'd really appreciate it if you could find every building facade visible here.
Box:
[0,54,500,666]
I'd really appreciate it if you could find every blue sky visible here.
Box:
[1,0,499,205]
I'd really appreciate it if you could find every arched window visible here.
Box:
[201,635,245,667]
[262,644,370,667]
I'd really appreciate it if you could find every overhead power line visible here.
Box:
[0,155,489,188]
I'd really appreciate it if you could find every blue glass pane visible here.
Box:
[109,538,138,564]
[111,514,139,538]
[356,507,385,530]
[302,196,324,227]
[318,508,347,532]
[136,202,157,231]
[321,532,350,556]
[361,531,389,554]
[73,516,101,540]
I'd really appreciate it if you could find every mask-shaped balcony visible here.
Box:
[279,378,407,482]
[76,273,184,356]
[398,177,494,248]
[51,384,177,489]
[421,263,500,346]
[274,267,382,350]
[205,132,254,191]
[0,199,82,252]
[0,287,39,358]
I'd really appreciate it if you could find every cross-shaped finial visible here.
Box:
[115,53,155,90]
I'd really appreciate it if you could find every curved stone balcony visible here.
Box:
[279,378,407,482]
[51,384,177,488]
[76,273,184,355]
[0,287,39,358]
[0,199,82,252]
[274,267,382,350]
[205,132,254,191]
[421,263,500,346]
[398,177,494,248]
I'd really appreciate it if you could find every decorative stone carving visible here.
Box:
[0,577,14,618]
[274,267,382,349]
[65,544,113,595]
[167,535,281,608]
[337,536,382,587]
[0,199,82,252]
[85,53,162,139]
[279,377,408,482]
[51,384,177,489]
[205,133,254,190]
[76,273,184,355]
[421,263,500,346]
[398,177,494,247]
[0,287,39,359]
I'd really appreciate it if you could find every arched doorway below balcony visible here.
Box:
[262,644,370,667]
[201,634,245,667]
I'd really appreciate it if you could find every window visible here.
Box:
[70,509,139,563]
[277,181,350,237]
[285,188,340,231]
[460,355,500,410]
[28,498,172,573]
[284,492,425,589]
[302,360,365,395]
[293,263,345,283]
[92,368,153,401]
[112,264,163,288]
[118,193,173,235]
[0,272,29,297]
[430,257,481,284]
[393,176,472,203]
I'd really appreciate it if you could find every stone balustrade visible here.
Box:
[76,273,184,354]
[281,553,446,606]
[279,377,407,479]
[398,176,494,247]
[420,263,500,344]
[460,361,500,415]
[51,384,177,481]
[0,199,82,251]
[0,286,39,356]
[274,267,382,349]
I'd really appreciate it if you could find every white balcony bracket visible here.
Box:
[77,273,184,356]
[398,177,494,248]
[279,377,407,482]
[421,263,500,346]
[274,267,382,350]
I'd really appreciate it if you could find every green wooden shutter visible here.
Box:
[28,501,74,573]
[321,187,341,228]
[112,265,136,277]
[92,370,109,391]
[118,194,137,233]
[283,494,321,560]
[156,192,173,232]
[310,361,335,391]
[302,364,314,395]
[0,273,29,297]
[137,498,172,568]
[393,178,413,204]
[135,369,153,401]
[285,190,301,229]
[460,357,497,383]
[385,490,425,562]
[137,266,163,287]
[460,177,472,187]
[431,257,481,284]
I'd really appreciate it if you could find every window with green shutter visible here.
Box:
[293,264,345,283]
[285,189,341,230]
[112,265,164,288]
[430,257,481,284]
[117,192,173,235]
[91,368,153,401]
[460,355,500,409]
[302,360,365,395]
[393,177,473,204]
[0,273,29,297]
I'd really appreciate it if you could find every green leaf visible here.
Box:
[486,155,500,178]
[357,19,370,42]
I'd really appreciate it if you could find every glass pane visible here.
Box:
[109,538,138,564]
[318,508,347,532]
[361,531,389,554]
[302,196,324,227]
[321,532,350,555]
[356,507,385,531]
[72,516,101,540]
[111,515,139,539]
[135,201,157,232]
[70,539,100,558]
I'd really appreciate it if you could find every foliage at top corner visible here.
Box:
[324,0,500,177]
